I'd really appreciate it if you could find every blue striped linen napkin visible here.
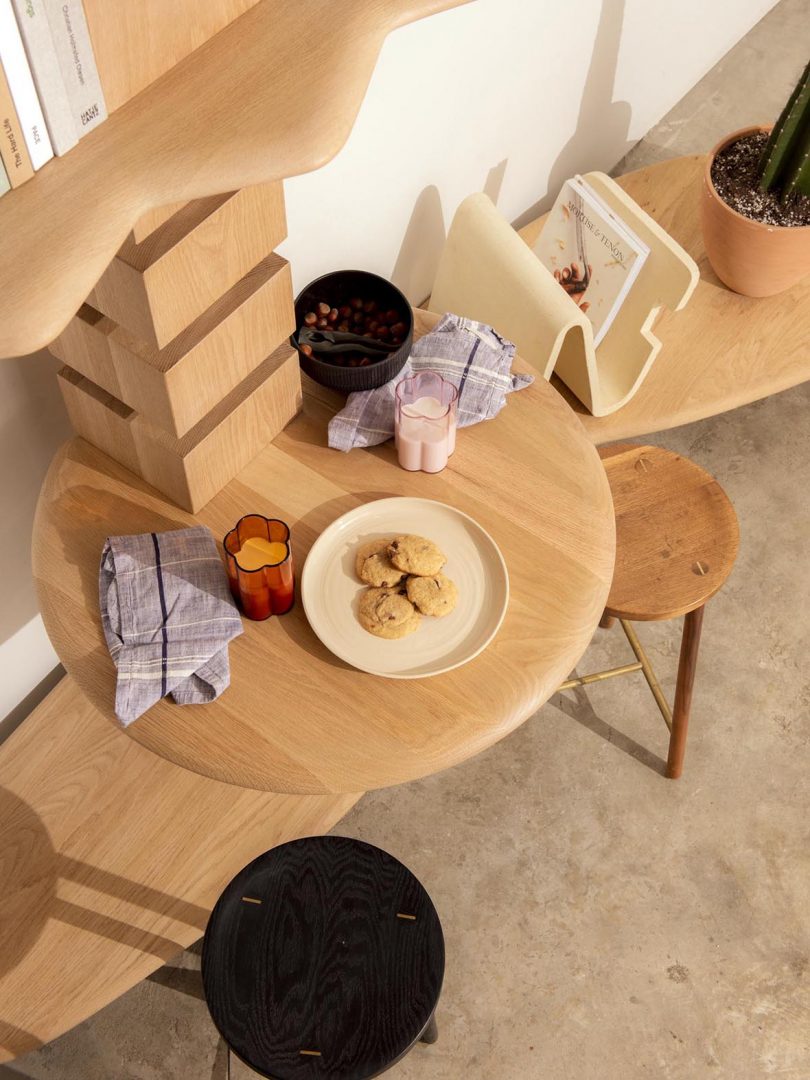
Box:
[327,313,533,451]
[99,525,243,726]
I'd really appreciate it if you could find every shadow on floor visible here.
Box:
[550,685,667,775]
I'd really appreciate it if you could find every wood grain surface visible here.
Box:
[0,677,358,1064]
[90,183,287,348]
[130,201,188,244]
[599,444,739,621]
[33,310,615,794]
[57,343,303,512]
[52,254,295,438]
[0,0,472,358]
[202,837,443,1078]
[83,0,264,114]
[519,156,810,443]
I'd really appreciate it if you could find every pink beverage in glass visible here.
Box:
[394,370,458,473]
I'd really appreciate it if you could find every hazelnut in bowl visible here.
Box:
[292,270,413,393]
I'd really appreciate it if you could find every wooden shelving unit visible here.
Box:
[0,1,473,1060]
[0,0,470,360]
[0,0,471,511]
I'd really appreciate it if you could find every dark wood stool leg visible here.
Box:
[599,612,616,629]
[419,1011,439,1044]
[667,605,705,779]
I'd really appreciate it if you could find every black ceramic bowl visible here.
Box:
[292,270,413,393]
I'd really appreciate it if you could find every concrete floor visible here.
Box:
[7,2,810,1078]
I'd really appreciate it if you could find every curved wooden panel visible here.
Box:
[33,310,615,794]
[0,0,471,359]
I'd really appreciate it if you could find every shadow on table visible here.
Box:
[0,786,209,1062]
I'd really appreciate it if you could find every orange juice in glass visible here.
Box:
[223,515,294,620]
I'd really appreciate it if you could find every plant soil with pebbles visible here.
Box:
[711,131,810,227]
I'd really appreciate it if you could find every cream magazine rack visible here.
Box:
[430,175,699,416]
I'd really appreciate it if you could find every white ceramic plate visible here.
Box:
[301,497,509,678]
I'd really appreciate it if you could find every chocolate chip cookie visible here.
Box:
[358,586,421,639]
[355,537,406,588]
[388,535,446,577]
[406,573,458,617]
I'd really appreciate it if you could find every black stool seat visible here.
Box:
[202,836,444,1080]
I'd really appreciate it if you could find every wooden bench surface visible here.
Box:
[0,677,357,1063]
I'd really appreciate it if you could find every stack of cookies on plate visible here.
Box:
[355,534,458,639]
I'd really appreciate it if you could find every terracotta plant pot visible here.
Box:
[701,125,810,297]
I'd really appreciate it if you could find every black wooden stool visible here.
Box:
[202,836,444,1079]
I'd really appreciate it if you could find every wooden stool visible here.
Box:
[202,836,444,1079]
[560,444,739,779]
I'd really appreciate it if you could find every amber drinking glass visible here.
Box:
[223,515,294,620]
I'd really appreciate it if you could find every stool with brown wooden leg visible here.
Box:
[559,443,739,779]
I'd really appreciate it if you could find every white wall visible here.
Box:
[0,0,777,727]
[0,348,71,736]
[279,0,776,300]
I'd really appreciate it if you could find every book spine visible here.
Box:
[42,0,106,137]
[11,0,78,155]
[0,155,10,197]
[0,0,53,168]
[0,59,34,186]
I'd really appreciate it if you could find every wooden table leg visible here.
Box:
[599,612,616,629]
[420,1011,439,1044]
[667,605,705,779]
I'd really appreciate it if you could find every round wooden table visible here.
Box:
[33,309,614,794]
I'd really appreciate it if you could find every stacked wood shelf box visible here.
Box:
[51,254,294,437]
[52,181,301,512]
[57,344,301,513]
[89,183,287,348]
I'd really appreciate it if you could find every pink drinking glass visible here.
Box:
[394,371,458,473]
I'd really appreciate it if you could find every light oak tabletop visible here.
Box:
[34,310,615,795]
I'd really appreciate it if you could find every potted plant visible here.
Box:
[701,59,809,296]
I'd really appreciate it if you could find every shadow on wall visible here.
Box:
[0,352,71,649]
[389,160,509,307]
[389,184,446,304]
[0,665,65,745]
[514,0,634,229]
[389,0,633,303]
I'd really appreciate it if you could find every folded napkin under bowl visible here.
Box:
[328,313,533,451]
